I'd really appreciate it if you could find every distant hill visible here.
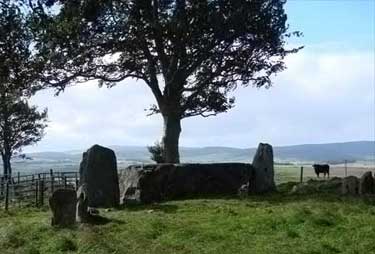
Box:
[182,141,375,163]
[16,141,373,167]
[1,141,372,173]
[271,141,375,163]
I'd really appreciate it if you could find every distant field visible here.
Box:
[275,165,375,183]
[8,162,375,184]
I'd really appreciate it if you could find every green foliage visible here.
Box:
[0,94,48,153]
[0,3,48,177]
[0,84,48,177]
[0,2,44,95]
[148,141,165,163]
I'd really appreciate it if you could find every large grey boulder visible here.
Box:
[76,184,89,223]
[79,145,120,207]
[49,189,76,227]
[359,171,374,195]
[342,176,359,195]
[120,163,252,204]
[250,143,276,193]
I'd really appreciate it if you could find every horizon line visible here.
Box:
[24,140,375,154]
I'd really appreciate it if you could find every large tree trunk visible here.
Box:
[162,115,182,163]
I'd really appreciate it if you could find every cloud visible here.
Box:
[26,48,374,152]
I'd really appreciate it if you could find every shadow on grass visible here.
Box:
[89,214,126,225]
[50,215,124,229]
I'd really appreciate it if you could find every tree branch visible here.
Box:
[150,0,169,78]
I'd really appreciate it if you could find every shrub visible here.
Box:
[148,141,165,163]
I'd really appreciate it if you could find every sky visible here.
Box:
[26,0,375,152]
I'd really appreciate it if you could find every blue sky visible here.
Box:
[26,0,375,152]
[286,0,374,51]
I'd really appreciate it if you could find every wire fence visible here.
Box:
[0,170,79,211]
[1,163,374,210]
[275,164,375,184]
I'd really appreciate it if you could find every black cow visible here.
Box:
[313,164,330,178]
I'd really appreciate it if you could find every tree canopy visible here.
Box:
[31,0,302,163]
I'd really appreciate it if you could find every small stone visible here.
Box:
[49,189,76,227]
[359,171,374,195]
[88,207,100,215]
[290,183,317,194]
[238,183,249,198]
[76,184,89,223]
[342,176,359,195]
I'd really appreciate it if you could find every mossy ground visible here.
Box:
[1,186,375,254]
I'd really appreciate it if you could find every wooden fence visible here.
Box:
[0,170,79,211]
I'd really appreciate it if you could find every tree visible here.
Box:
[0,91,48,178]
[32,0,302,163]
[0,2,48,178]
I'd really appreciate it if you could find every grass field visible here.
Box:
[1,186,375,254]
[275,165,375,183]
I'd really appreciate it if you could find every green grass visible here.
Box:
[275,165,375,184]
[1,189,375,254]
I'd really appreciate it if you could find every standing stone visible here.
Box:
[49,189,76,227]
[359,171,374,195]
[250,143,276,193]
[79,145,120,207]
[342,176,359,195]
[76,184,89,223]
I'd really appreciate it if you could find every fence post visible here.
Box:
[75,172,79,190]
[300,166,304,183]
[0,177,3,196]
[35,180,39,207]
[5,181,9,211]
[38,180,44,207]
[17,172,20,184]
[63,176,67,189]
[50,169,54,194]
[345,160,348,177]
